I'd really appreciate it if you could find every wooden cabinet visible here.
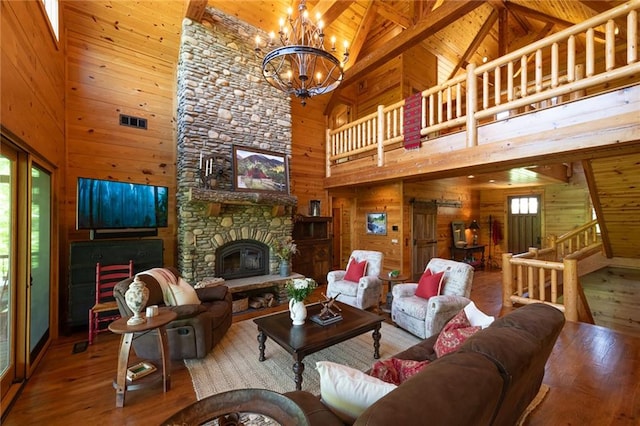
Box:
[68,239,163,328]
[292,216,332,285]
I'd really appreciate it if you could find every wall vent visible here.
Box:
[119,114,147,130]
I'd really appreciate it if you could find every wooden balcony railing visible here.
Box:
[502,220,603,321]
[327,0,639,172]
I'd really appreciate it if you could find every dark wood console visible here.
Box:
[68,239,163,328]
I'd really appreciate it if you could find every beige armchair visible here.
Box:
[391,258,474,339]
[326,250,384,310]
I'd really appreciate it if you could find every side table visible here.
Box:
[450,245,486,270]
[378,273,410,313]
[108,309,177,407]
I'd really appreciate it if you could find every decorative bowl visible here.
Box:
[455,241,468,248]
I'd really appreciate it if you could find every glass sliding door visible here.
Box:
[29,165,51,364]
[0,143,17,401]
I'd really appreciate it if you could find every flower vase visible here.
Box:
[289,299,307,326]
[279,260,291,277]
[125,277,149,325]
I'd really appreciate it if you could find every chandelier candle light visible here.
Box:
[255,0,349,105]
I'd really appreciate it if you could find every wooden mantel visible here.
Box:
[188,187,298,217]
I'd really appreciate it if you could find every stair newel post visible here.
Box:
[502,253,514,308]
[563,258,578,322]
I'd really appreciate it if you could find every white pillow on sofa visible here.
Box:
[316,361,397,423]
[464,301,494,328]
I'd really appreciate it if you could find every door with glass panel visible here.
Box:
[0,143,17,400]
[507,195,542,254]
[29,164,51,365]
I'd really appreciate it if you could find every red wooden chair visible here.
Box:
[88,260,133,345]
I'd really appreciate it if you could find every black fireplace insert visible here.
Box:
[215,239,270,280]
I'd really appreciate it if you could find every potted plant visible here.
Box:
[285,277,317,325]
[272,236,298,277]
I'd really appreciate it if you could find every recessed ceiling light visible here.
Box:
[467,175,475,179]
[489,179,495,183]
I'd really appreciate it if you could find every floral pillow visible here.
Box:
[369,357,430,385]
[344,258,368,282]
[434,309,481,358]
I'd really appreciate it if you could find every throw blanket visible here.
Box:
[137,268,178,306]
[137,268,201,306]
[403,92,422,149]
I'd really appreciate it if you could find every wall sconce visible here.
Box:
[468,220,480,246]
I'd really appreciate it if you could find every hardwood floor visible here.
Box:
[3,270,639,425]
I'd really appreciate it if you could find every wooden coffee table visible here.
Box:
[253,302,384,391]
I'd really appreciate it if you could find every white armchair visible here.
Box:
[326,250,384,310]
[391,258,474,339]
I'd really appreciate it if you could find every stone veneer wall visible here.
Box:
[176,8,294,283]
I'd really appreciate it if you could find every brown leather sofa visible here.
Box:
[113,267,232,360]
[284,303,565,426]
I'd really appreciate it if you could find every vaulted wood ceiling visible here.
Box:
[201,0,625,87]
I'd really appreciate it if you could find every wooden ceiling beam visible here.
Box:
[448,9,499,80]
[376,1,412,30]
[509,3,607,41]
[498,7,507,57]
[324,2,377,115]
[490,0,530,34]
[342,1,483,86]
[309,0,355,28]
[185,0,208,22]
[506,2,578,29]
[527,163,571,183]
[346,2,378,65]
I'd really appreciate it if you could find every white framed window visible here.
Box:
[41,0,59,41]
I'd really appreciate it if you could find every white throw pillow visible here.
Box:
[464,301,495,328]
[169,277,201,305]
[316,361,397,423]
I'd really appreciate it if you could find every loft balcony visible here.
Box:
[324,1,640,188]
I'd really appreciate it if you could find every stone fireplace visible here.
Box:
[175,8,296,284]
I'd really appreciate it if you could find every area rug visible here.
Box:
[517,384,550,425]
[185,319,421,399]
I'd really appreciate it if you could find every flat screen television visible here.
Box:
[76,177,168,230]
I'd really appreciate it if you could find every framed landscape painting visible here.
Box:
[366,212,387,235]
[232,145,289,194]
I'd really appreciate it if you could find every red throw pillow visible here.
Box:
[434,309,481,358]
[369,358,430,385]
[415,270,445,299]
[344,258,368,282]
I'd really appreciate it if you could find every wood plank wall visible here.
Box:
[404,180,476,273]
[290,99,330,217]
[328,179,476,276]
[355,182,404,273]
[1,0,65,340]
[63,2,183,278]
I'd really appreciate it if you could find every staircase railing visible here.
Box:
[327,0,639,171]
[502,220,603,321]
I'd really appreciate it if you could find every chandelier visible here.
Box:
[255,0,349,106]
